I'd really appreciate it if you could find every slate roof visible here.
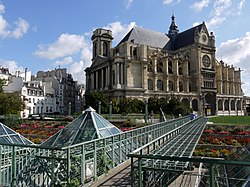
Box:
[118,23,204,51]
[41,107,122,148]
[172,24,203,50]
[118,27,170,48]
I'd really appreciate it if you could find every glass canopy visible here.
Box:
[41,107,122,148]
[0,122,33,145]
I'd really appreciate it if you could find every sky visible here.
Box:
[0,0,250,95]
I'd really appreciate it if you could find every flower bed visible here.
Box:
[194,125,250,158]
[15,121,67,144]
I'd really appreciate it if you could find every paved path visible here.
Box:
[90,160,133,187]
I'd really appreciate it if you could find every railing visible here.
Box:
[127,117,250,187]
[0,116,189,186]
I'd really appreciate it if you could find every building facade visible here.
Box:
[85,16,244,116]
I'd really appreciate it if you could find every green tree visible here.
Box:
[0,79,24,115]
[85,92,109,113]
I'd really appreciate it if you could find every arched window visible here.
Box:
[103,42,108,56]
[169,80,174,91]
[178,63,183,75]
[157,58,163,73]
[179,81,183,92]
[231,100,235,110]
[148,79,153,90]
[224,100,229,111]
[237,100,241,110]
[148,60,153,72]
[192,99,198,111]
[218,99,223,110]
[168,60,173,74]
[181,98,189,107]
[157,80,164,91]
[188,61,191,76]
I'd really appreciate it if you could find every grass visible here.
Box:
[208,116,250,125]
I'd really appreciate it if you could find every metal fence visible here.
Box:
[0,116,189,186]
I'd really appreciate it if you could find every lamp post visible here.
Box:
[109,101,112,119]
[144,100,148,123]
[98,101,101,114]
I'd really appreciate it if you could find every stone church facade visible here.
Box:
[85,16,244,116]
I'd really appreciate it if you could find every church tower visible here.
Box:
[91,28,113,59]
[168,15,179,36]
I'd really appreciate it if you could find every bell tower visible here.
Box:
[91,28,113,59]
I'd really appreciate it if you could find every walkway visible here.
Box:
[90,160,132,187]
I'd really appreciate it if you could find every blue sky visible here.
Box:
[0,0,250,95]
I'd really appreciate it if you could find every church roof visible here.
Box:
[172,23,203,50]
[41,107,122,148]
[0,122,33,145]
[118,27,170,48]
[118,21,204,51]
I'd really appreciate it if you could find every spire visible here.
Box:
[168,14,179,35]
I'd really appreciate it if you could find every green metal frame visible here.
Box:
[127,153,250,187]
[0,116,189,186]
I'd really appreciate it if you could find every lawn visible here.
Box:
[208,116,250,125]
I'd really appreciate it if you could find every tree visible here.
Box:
[0,79,24,115]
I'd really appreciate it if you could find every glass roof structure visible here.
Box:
[0,122,33,145]
[41,107,122,148]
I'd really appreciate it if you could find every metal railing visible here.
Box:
[0,116,189,186]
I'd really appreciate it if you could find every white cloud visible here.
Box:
[125,0,133,9]
[163,0,181,5]
[190,0,210,12]
[55,56,74,66]
[103,21,136,45]
[0,59,25,74]
[34,34,84,60]
[0,3,29,39]
[0,3,5,14]
[237,0,245,14]
[163,0,174,4]
[34,21,136,84]
[68,60,85,84]
[205,0,232,29]
[217,32,250,96]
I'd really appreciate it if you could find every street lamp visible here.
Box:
[144,100,148,123]
[98,101,101,114]
[109,101,112,119]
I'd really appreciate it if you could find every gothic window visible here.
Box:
[181,98,189,107]
[192,99,198,111]
[148,79,153,90]
[103,42,108,56]
[188,61,191,76]
[133,47,137,59]
[168,60,173,74]
[169,80,174,91]
[112,70,115,85]
[224,100,229,111]
[189,83,192,92]
[157,58,163,73]
[93,43,97,57]
[237,100,241,110]
[178,63,183,75]
[218,100,223,110]
[148,60,153,72]
[179,81,183,92]
[157,80,164,91]
[231,100,235,110]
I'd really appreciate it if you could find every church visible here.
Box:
[85,16,244,116]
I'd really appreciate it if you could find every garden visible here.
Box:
[193,116,250,158]
[14,120,68,144]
